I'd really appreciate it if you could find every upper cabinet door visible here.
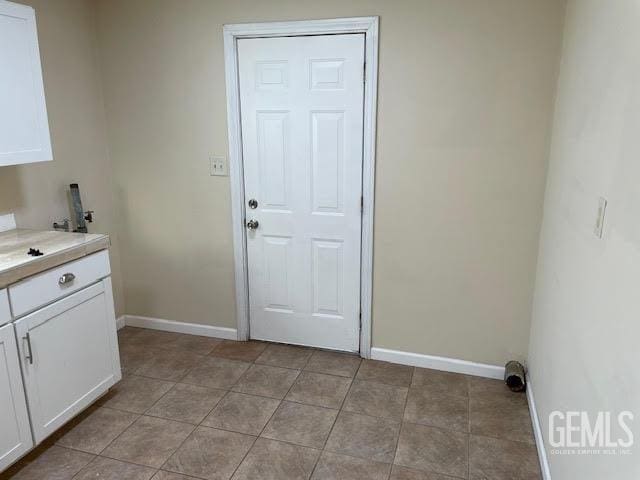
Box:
[0,0,52,166]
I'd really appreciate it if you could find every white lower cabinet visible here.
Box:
[14,279,121,444]
[0,323,33,471]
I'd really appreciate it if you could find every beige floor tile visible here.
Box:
[304,350,362,378]
[256,344,314,369]
[135,349,205,382]
[231,438,319,480]
[261,401,338,449]
[56,407,138,454]
[395,422,469,478]
[390,465,456,480]
[164,426,255,480]
[285,371,352,409]
[181,357,251,389]
[355,360,413,387]
[126,330,186,350]
[9,446,94,480]
[202,392,280,435]
[325,411,400,463]
[146,383,226,424]
[311,451,391,480]
[411,368,470,397]
[100,375,175,414]
[73,457,156,480]
[468,377,517,399]
[232,364,300,399]
[117,327,145,347]
[101,416,194,468]
[469,435,541,480]
[210,340,268,362]
[163,333,222,355]
[118,343,156,376]
[152,472,195,480]
[404,387,469,433]
[125,330,221,355]
[470,394,534,444]
[343,379,408,420]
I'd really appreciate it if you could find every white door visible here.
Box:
[238,34,365,352]
[14,281,121,444]
[0,323,33,471]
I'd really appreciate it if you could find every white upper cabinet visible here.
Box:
[0,0,52,166]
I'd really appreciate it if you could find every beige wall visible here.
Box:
[94,0,565,365]
[0,0,124,314]
[529,1,640,478]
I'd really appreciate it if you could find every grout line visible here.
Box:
[308,373,356,479]
[226,350,302,479]
[389,366,414,474]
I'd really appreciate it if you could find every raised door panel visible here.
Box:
[15,281,121,444]
[0,0,52,166]
[0,323,33,471]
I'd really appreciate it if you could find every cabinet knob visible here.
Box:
[58,273,76,285]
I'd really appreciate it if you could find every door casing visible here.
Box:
[223,17,379,358]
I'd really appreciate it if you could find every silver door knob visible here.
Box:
[246,219,259,230]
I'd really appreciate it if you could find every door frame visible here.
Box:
[223,17,379,358]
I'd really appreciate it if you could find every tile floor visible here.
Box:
[1,327,541,480]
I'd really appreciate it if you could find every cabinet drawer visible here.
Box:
[9,250,111,318]
[0,290,9,326]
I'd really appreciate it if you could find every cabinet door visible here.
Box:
[0,323,33,471]
[0,1,52,166]
[15,281,121,444]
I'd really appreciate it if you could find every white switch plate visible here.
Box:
[210,155,227,176]
[594,196,607,239]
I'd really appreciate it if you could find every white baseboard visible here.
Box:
[526,375,551,480]
[121,314,238,340]
[116,315,126,330]
[370,347,505,379]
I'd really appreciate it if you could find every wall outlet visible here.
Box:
[594,196,607,239]
[210,155,227,176]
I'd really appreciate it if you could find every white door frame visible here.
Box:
[223,16,379,358]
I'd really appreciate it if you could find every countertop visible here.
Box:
[0,229,110,289]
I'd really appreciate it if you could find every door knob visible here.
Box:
[248,199,258,209]
[246,219,259,230]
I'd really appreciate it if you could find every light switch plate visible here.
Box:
[594,196,607,239]
[210,155,227,176]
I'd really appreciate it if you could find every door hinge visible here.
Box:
[363,61,366,84]
[360,196,364,213]
[359,311,362,327]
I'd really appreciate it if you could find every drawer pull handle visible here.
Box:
[59,273,76,285]
[23,333,33,365]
